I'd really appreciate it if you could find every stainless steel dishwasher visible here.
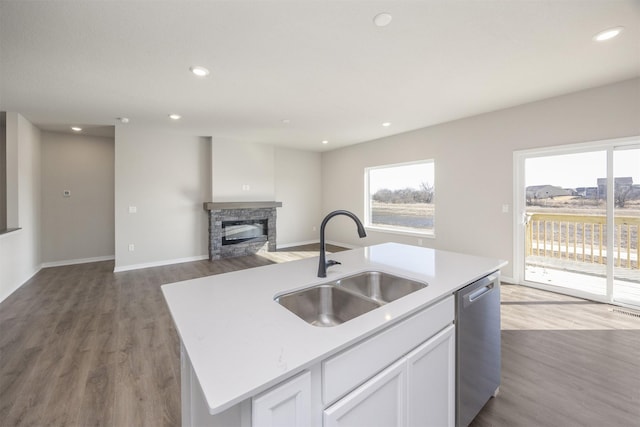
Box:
[455,273,501,427]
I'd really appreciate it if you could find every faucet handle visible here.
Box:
[326,259,342,267]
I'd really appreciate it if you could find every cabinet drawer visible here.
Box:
[322,295,454,405]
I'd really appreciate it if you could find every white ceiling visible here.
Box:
[1,1,638,151]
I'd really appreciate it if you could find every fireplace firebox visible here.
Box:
[222,219,268,246]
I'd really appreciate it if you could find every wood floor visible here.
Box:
[1,245,638,427]
[471,284,640,427]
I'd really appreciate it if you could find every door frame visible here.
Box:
[513,136,639,307]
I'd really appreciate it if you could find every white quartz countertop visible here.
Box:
[161,243,507,415]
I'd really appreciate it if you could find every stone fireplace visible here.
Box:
[203,201,282,260]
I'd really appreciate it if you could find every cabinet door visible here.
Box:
[406,325,456,427]
[324,359,405,427]
[252,371,311,427]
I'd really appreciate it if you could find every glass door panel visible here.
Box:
[524,151,607,296]
[613,147,640,307]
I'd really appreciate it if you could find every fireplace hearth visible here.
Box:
[203,201,282,260]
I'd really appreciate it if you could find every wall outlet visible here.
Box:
[63,190,71,198]
[128,206,137,214]
[312,226,317,232]
[417,238,423,246]
[242,184,250,191]
[128,243,135,252]
[502,204,509,213]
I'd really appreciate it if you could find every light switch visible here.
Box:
[502,204,509,213]
[129,206,137,213]
[128,244,135,252]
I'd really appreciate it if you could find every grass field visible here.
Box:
[527,195,640,216]
[371,201,434,230]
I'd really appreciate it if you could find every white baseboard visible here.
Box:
[113,255,209,273]
[41,255,115,268]
[500,275,516,284]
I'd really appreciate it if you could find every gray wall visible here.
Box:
[275,147,322,246]
[212,140,275,202]
[114,127,323,271]
[211,141,322,247]
[41,131,114,264]
[0,112,41,302]
[321,78,640,279]
[114,126,211,271]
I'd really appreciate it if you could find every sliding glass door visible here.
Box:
[613,146,640,306]
[523,150,608,296]
[516,137,639,308]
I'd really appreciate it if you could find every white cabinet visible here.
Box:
[180,297,455,427]
[406,325,455,427]
[324,324,455,427]
[252,371,311,427]
[324,360,406,427]
[322,296,454,405]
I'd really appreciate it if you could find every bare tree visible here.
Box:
[419,182,434,203]
[372,183,434,204]
[615,186,631,208]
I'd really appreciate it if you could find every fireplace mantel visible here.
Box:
[203,201,282,211]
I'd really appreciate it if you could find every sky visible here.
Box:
[368,162,434,193]
[525,148,640,189]
[365,148,638,193]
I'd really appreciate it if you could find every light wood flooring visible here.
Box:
[1,245,639,427]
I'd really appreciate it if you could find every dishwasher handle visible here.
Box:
[461,274,497,308]
[468,283,493,301]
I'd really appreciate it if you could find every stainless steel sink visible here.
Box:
[275,272,428,327]
[335,271,427,304]
[276,285,381,327]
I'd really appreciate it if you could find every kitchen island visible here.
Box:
[162,243,507,426]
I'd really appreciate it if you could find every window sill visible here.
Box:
[0,227,22,239]
[365,225,435,239]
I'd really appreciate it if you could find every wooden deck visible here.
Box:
[526,256,640,305]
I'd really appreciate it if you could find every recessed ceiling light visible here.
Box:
[593,26,624,42]
[373,12,392,27]
[322,140,329,145]
[189,66,210,77]
[71,126,82,132]
[168,114,181,120]
[382,122,391,127]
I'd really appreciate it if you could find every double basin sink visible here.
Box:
[276,271,427,327]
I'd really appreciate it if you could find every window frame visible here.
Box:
[364,159,435,238]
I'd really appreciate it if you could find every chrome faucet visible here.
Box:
[317,210,367,278]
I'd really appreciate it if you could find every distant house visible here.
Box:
[526,185,572,200]
[575,187,599,199]
[597,177,634,199]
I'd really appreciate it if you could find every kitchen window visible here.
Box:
[364,160,435,236]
